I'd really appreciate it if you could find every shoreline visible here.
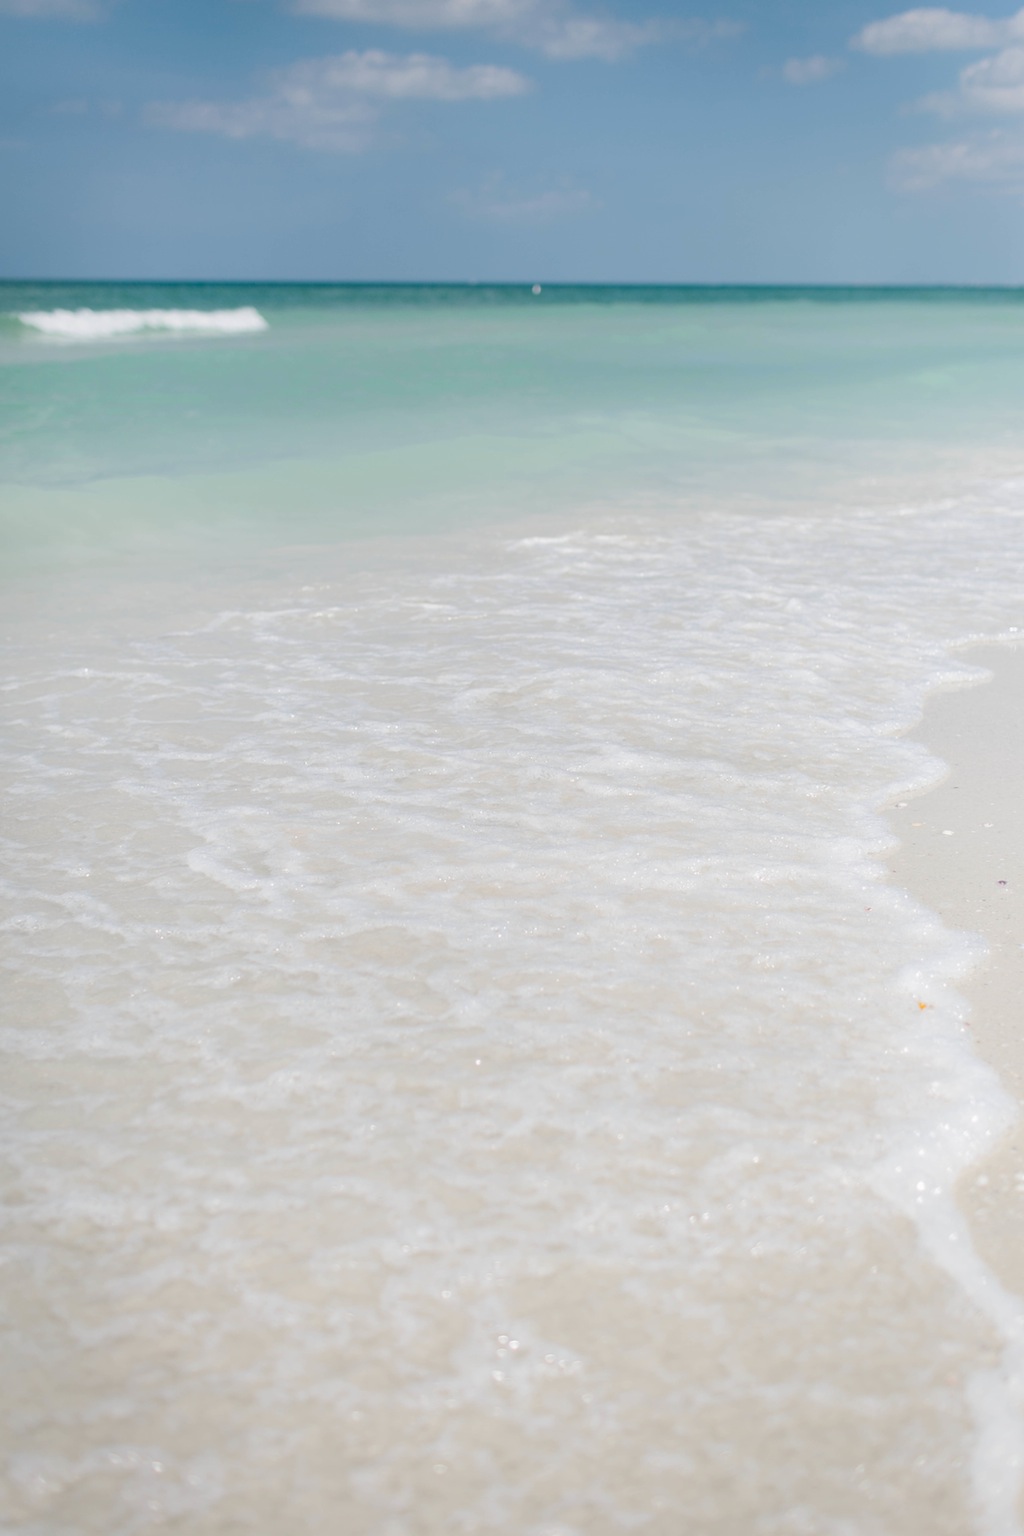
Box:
[886,645,1024,1299]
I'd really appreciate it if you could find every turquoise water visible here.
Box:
[5,287,1024,1535]
[6,283,1024,565]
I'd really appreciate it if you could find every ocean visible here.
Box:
[3,283,1024,1534]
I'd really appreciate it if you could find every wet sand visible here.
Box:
[887,645,1024,1297]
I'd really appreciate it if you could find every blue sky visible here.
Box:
[4,0,1024,282]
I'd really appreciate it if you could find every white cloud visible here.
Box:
[918,40,1024,109]
[529,14,663,61]
[853,6,1024,54]
[287,47,528,97]
[147,96,374,155]
[892,126,1024,184]
[450,172,598,220]
[854,8,1024,120]
[856,5,1024,190]
[782,55,844,83]
[958,39,1024,103]
[147,49,530,152]
[295,0,536,23]
[290,0,733,62]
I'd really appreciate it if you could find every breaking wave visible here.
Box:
[15,306,269,341]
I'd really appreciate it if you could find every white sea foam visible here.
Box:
[15,306,268,340]
[3,496,1024,1533]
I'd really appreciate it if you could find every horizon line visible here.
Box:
[4,277,1024,291]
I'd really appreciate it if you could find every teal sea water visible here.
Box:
[6,282,1024,563]
[4,285,1024,1535]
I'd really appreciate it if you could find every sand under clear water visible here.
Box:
[3,286,1024,1534]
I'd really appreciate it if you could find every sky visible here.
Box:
[5,0,1024,282]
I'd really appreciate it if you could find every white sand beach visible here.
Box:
[889,648,1024,1306]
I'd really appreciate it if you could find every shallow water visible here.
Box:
[3,286,1024,1534]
